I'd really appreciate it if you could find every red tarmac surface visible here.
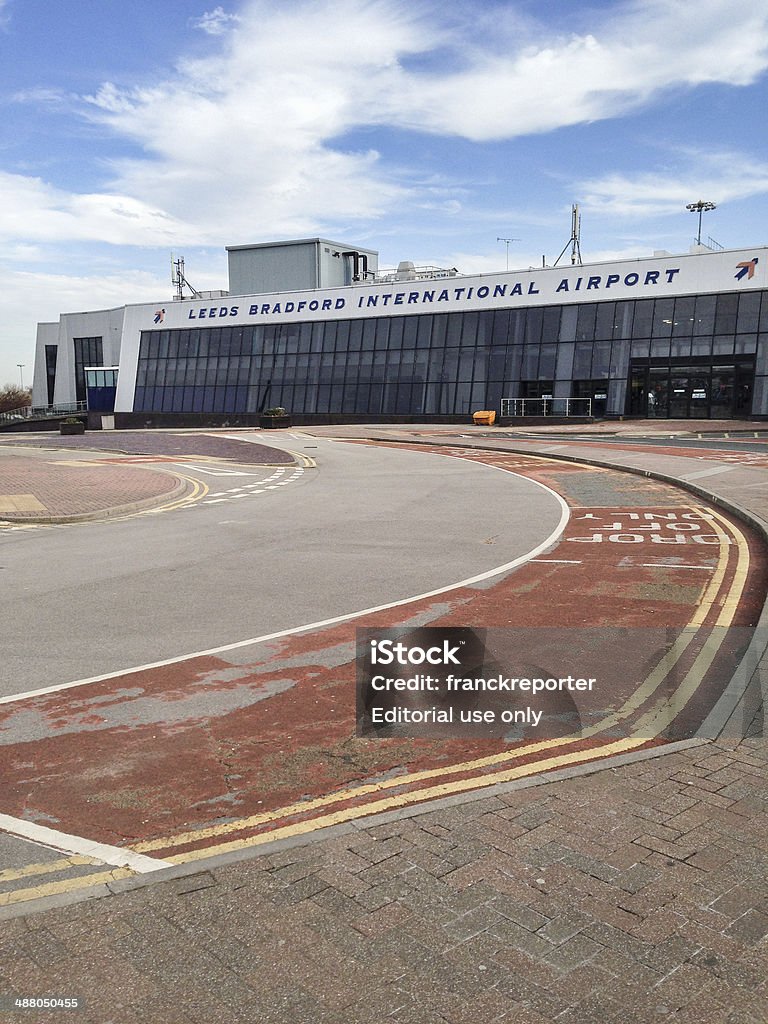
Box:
[0,445,763,871]
[1,426,767,1024]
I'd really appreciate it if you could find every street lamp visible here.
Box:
[497,236,520,271]
[686,200,716,246]
[17,364,25,389]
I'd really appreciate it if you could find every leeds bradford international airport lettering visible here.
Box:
[183,268,684,322]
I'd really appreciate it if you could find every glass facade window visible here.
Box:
[651,299,674,338]
[693,295,716,335]
[631,300,653,338]
[132,288,767,420]
[630,360,755,419]
[44,344,58,405]
[715,294,738,335]
[73,337,103,403]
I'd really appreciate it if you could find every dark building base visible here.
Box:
[0,416,85,433]
[113,412,481,429]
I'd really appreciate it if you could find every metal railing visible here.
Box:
[501,397,592,418]
[0,401,87,425]
[374,265,459,283]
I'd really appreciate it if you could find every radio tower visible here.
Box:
[554,204,583,267]
[171,254,202,300]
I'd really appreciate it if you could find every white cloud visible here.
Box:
[6,0,768,254]
[0,171,199,246]
[578,150,768,216]
[373,0,768,141]
[11,87,70,105]
[191,6,240,35]
[82,1,767,235]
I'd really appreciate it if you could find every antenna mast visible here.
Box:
[170,254,202,300]
[554,204,583,267]
[496,236,521,271]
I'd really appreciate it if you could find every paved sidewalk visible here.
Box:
[1,424,766,1024]
[0,430,296,522]
[298,418,768,439]
[0,450,187,523]
[1,739,765,1024]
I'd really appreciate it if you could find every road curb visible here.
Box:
[0,737,708,922]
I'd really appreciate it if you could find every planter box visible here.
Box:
[60,422,85,435]
[260,415,291,429]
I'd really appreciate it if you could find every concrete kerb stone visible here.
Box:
[367,433,768,745]
[0,466,194,525]
[0,882,115,922]
[0,738,709,922]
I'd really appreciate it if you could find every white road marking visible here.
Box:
[530,558,583,564]
[172,463,251,477]
[682,466,737,481]
[180,468,303,509]
[0,471,569,707]
[0,813,171,873]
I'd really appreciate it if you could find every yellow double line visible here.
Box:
[153,470,209,511]
[128,506,748,865]
[0,506,750,903]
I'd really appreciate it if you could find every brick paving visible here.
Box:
[1,739,765,1023]
[0,423,766,1023]
[0,452,185,521]
[0,430,295,465]
[0,428,295,521]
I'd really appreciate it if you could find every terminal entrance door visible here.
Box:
[628,361,754,419]
[84,366,119,413]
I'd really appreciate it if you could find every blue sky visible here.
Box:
[2,0,768,389]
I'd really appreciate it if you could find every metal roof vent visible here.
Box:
[395,261,417,280]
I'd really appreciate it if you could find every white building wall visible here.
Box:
[31,323,58,406]
[31,307,126,407]
[227,238,378,295]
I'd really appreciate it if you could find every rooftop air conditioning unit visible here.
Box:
[395,261,417,281]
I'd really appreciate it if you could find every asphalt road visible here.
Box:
[0,436,564,697]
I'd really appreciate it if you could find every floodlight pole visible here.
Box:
[686,200,716,246]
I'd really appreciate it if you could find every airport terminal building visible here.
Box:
[32,238,768,422]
